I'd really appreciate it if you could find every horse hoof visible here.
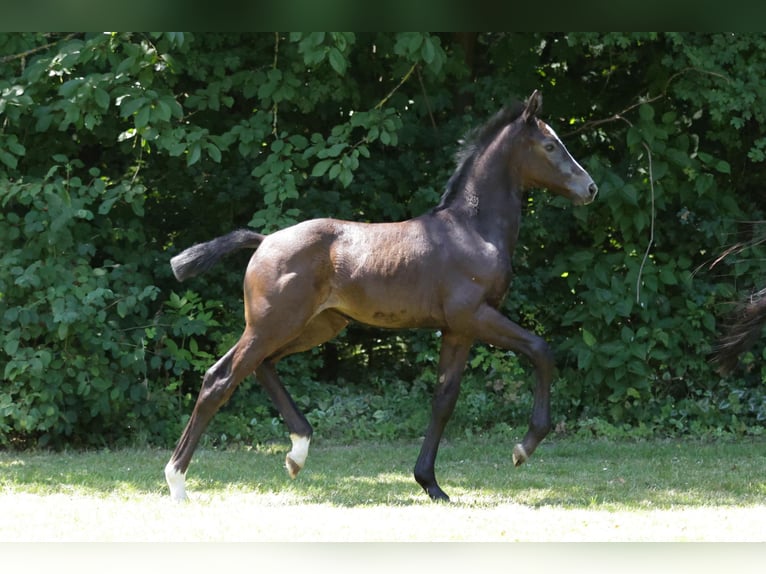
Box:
[285,434,310,479]
[426,485,451,502]
[165,463,188,501]
[285,455,302,479]
[512,444,528,467]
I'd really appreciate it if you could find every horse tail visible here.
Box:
[712,287,766,374]
[170,228,265,282]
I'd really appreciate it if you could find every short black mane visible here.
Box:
[435,101,527,211]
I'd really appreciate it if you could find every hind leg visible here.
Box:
[164,310,346,500]
[256,363,312,479]
[165,331,266,500]
[258,310,348,479]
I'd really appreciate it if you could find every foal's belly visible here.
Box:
[332,283,443,329]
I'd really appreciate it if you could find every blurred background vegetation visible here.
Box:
[2,32,766,449]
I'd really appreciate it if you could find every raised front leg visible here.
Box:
[471,304,554,465]
[414,333,472,501]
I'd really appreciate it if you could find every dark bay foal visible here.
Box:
[165,90,597,501]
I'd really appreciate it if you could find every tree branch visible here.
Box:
[0,33,78,65]
[636,142,655,305]
[374,62,417,110]
[564,67,731,138]
[271,32,280,136]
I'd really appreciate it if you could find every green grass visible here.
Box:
[2,436,766,541]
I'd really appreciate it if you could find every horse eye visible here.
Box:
[544,142,556,152]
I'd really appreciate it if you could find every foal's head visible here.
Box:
[513,90,598,205]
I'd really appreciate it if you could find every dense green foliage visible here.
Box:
[2,32,766,449]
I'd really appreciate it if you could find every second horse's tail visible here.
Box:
[712,287,766,374]
[170,228,265,281]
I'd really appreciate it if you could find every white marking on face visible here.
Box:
[165,462,187,501]
[540,122,587,176]
[288,434,311,468]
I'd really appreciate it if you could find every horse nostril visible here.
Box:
[588,183,598,197]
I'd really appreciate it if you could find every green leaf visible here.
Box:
[627,126,642,148]
[98,196,119,215]
[421,38,436,64]
[5,136,26,156]
[59,78,84,98]
[187,143,201,166]
[715,160,731,174]
[35,110,53,132]
[119,96,147,118]
[318,143,347,159]
[4,329,20,355]
[167,142,186,156]
[408,33,424,54]
[569,251,594,269]
[639,104,655,122]
[83,113,97,131]
[134,106,151,129]
[615,299,633,317]
[339,168,353,188]
[621,184,638,205]
[0,150,18,169]
[582,329,597,348]
[659,267,678,285]
[311,159,334,178]
[206,143,222,163]
[93,88,110,110]
[154,100,172,122]
[328,48,347,75]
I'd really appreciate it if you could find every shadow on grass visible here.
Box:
[1,437,765,509]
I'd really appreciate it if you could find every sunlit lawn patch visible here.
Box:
[2,436,765,541]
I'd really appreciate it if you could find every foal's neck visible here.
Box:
[451,131,523,252]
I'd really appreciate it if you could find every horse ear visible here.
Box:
[522,90,542,124]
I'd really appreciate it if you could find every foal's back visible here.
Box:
[245,215,459,330]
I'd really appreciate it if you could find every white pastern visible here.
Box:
[288,434,311,468]
[512,443,528,466]
[164,462,188,501]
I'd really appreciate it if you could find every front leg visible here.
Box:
[414,333,472,501]
[471,304,554,463]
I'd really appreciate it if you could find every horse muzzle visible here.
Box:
[574,181,598,205]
